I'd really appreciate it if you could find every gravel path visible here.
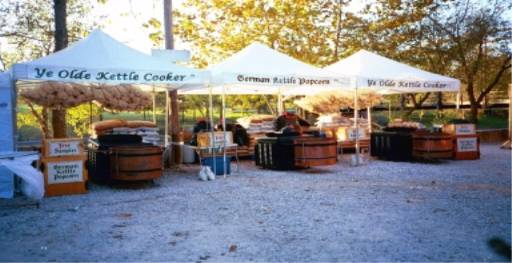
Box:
[0,144,510,262]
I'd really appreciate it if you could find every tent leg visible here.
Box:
[208,84,216,175]
[165,90,169,148]
[222,84,227,178]
[277,88,283,115]
[152,90,157,124]
[354,87,360,166]
[388,100,392,122]
[367,105,372,134]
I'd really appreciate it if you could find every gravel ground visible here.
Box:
[0,143,510,262]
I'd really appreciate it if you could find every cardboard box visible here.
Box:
[41,153,88,197]
[453,135,480,160]
[197,132,233,147]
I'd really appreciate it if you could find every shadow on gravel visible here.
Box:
[488,237,512,261]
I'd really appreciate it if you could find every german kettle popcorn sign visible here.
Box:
[457,137,478,152]
[47,161,83,184]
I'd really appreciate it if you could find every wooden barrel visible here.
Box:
[293,137,338,167]
[412,132,453,159]
[110,146,163,181]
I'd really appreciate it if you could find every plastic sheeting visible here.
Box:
[0,152,44,200]
[0,72,15,152]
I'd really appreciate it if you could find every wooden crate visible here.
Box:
[41,154,88,197]
[453,135,480,160]
[197,132,233,147]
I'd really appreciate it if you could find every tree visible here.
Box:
[362,0,511,123]
[173,0,355,68]
[51,0,69,138]
[1,0,106,139]
[0,0,101,69]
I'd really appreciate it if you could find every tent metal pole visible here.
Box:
[354,79,360,166]
[367,105,372,134]
[277,88,283,115]
[222,83,227,178]
[388,99,392,121]
[208,83,216,174]
[456,92,460,110]
[164,89,169,147]
[152,88,157,124]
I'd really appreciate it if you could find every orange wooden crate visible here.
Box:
[41,154,88,197]
[453,135,480,160]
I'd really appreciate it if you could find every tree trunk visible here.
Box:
[52,0,68,138]
[399,94,406,119]
[469,104,479,124]
[164,0,181,165]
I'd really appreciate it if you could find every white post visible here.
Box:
[508,84,511,142]
[152,88,157,124]
[277,88,283,115]
[388,99,392,122]
[353,80,360,166]
[164,89,169,147]
[208,84,216,174]
[222,84,227,177]
[367,105,372,134]
[456,92,461,110]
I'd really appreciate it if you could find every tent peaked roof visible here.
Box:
[325,49,460,93]
[181,42,350,95]
[13,29,205,85]
[210,42,330,77]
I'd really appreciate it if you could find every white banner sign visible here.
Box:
[15,65,206,85]
[222,73,350,88]
[454,124,475,135]
[48,140,81,157]
[457,137,478,152]
[359,78,459,92]
[47,161,83,184]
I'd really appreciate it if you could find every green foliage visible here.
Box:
[66,103,101,137]
[172,0,355,68]
[0,0,104,69]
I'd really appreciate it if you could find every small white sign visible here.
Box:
[48,140,81,157]
[348,128,366,140]
[47,161,83,184]
[455,124,475,135]
[457,137,478,152]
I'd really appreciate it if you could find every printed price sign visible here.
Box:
[457,137,477,152]
[455,124,475,135]
[348,128,366,140]
[47,161,83,184]
[48,140,81,157]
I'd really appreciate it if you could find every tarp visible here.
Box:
[180,42,351,95]
[0,72,15,152]
[324,50,460,94]
[12,29,207,86]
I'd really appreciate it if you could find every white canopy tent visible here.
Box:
[12,29,207,86]
[180,42,350,96]
[324,49,460,94]
[320,49,461,165]
[180,42,350,175]
[10,29,208,147]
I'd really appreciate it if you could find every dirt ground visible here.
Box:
[0,143,510,262]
